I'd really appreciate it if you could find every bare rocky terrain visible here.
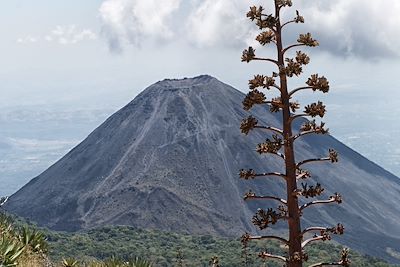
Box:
[5,75,400,263]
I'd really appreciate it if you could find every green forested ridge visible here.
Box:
[0,212,398,266]
[45,225,397,267]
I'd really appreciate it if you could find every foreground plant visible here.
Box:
[209,256,220,267]
[0,212,51,266]
[239,1,349,266]
[0,236,25,266]
[20,225,48,254]
[61,257,153,267]
[62,257,80,267]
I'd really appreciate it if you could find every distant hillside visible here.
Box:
[5,75,400,263]
[0,106,114,196]
[46,225,398,267]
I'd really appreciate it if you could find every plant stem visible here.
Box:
[274,1,302,266]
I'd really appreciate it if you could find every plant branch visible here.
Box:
[301,227,328,236]
[309,248,350,267]
[255,172,287,179]
[273,152,286,160]
[244,193,287,205]
[240,169,287,180]
[296,171,311,180]
[292,129,327,141]
[300,198,336,211]
[292,131,315,141]
[253,57,279,65]
[308,248,351,267]
[281,19,296,29]
[247,234,289,245]
[308,262,346,267]
[272,84,282,91]
[289,113,308,123]
[258,251,288,263]
[289,86,314,97]
[254,126,283,135]
[282,43,306,55]
[245,100,282,110]
[259,100,281,106]
[302,235,325,248]
[296,157,330,168]
[300,194,342,211]
[256,172,286,177]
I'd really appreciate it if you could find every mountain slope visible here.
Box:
[5,75,400,263]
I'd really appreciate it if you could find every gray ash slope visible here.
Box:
[5,75,400,262]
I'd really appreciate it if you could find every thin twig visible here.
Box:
[254,126,283,135]
[282,43,306,54]
[301,227,328,236]
[281,19,296,29]
[244,194,287,205]
[296,172,310,180]
[292,131,313,141]
[297,157,330,168]
[300,197,337,211]
[292,130,327,141]
[259,251,288,263]
[248,234,289,245]
[289,113,308,123]
[275,152,286,160]
[289,86,314,97]
[309,261,345,267]
[253,57,279,65]
[254,172,287,179]
[302,235,325,248]
[271,84,282,92]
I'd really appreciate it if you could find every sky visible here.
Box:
[1,0,400,109]
[1,0,400,194]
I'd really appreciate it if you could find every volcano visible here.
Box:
[5,75,400,262]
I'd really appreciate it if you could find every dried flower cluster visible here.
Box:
[304,101,326,118]
[301,120,329,135]
[239,169,257,180]
[256,30,276,45]
[252,206,288,230]
[241,47,256,63]
[242,89,266,110]
[295,183,325,198]
[240,116,258,135]
[298,33,319,47]
[249,74,276,90]
[256,135,283,154]
[306,74,330,93]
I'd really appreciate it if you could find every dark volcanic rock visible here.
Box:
[5,75,400,262]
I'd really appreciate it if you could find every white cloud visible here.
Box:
[16,36,39,44]
[185,0,255,48]
[17,25,97,45]
[99,0,400,59]
[99,0,181,51]
[294,0,400,58]
[44,35,53,42]
[51,25,97,45]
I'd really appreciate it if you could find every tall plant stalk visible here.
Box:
[239,1,350,266]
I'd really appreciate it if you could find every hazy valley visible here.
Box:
[1,85,399,197]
